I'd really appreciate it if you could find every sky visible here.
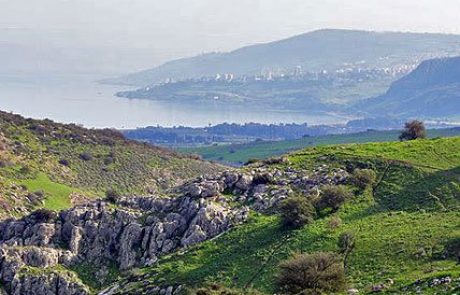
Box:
[1,0,460,76]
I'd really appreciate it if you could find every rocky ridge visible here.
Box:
[0,162,349,295]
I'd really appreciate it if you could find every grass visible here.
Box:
[118,136,460,294]
[181,128,460,165]
[71,261,121,291]
[0,110,220,217]
[19,172,74,211]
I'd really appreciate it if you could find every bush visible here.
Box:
[105,189,121,203]
[338,231,355,255]
[245,158,260,166]
[276,252,346,294]
[444,238,460,263]
[79,152,93,161]
[59,158,71,167]
[399,120,426,141]
[352,169,376,189]
[191,284,262,295]
[103,156,114,166]
[328,216,342,230]
[315,185,352,212]
[28,208,57,223]
[279,196,316,229]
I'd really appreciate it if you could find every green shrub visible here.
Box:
[352,169,376,189]
[191,284,262,295]
[276,252,346,294]
[279,196,316,229]
[79,152,93,161]
[328,216,342,230]
[338,231,356,270]
[29,208,57,223]
[315,185,352,212]
[105,189,121,203]
[59,158,71,167]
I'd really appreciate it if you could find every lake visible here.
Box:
[0,74,349,129]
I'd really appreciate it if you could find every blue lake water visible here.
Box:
[0,74,349,129]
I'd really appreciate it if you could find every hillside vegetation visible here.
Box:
[118,137,460,294]
[181,128,460,165]
[0,111,220,217]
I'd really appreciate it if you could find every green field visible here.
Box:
[118,137,460,294]
[19,172,75,211]
[180,128,460,165]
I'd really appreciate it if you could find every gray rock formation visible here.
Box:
[0,164,348,295]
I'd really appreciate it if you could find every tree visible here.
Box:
[399,120,426,141]
[279,196,317,229]
[338,231,356,270]
[276,252,346,294]
[315,185,352,213]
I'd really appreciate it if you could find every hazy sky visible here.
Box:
[1,0,460,75]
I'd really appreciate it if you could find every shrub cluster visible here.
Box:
[280,185,353,229]
[276,252,346,294]
[279,196,316,228]
[315,185,352,213]
[352,169,376,189]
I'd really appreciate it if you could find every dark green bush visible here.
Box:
[29,208,57,223]
[338,231,355,255]
[105,189,121,203]
[280,196,316,229]
[315,185,352,212]
[59,158,71,167]
[352,169,376,189]
[276,252,346,294]
[79,152,93,161]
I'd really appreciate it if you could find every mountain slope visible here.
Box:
[0,129,459,294]
[359,56,460,118]
[105,29,460,86]
[110,137,460,294]
[0,111,221,218]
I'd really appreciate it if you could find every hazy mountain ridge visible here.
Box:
[360,56,460,117]
[105,29,460,86]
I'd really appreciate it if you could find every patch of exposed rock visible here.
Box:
[0,193,248,294]
[0,163,348,295]
[179,166,348,212]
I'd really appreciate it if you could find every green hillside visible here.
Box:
[0,111,220,217]
[118,137,460,294]
[181,128,460,165]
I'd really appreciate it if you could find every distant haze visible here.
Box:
[1,0,460,76]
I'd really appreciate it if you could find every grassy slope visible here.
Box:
[122,137,460,294]
[180,128,460,165]
[0,111,221,216]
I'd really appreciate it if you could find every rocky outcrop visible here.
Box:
[0,192,248,294]
[0,163,348,295]
[0,246,87,295]
[0,194,248,268]
[178,166,348,212]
